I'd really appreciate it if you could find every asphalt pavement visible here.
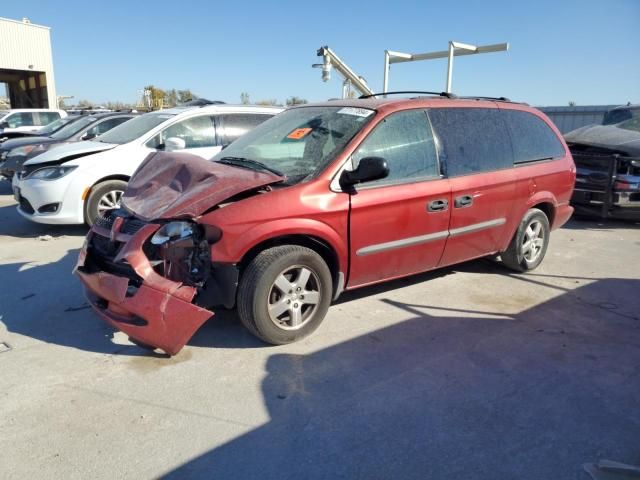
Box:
[0,179,638,479]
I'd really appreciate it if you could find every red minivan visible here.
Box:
[76,95,576,354]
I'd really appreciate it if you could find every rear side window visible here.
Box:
[218,114,274,145]
[502,110,565,163]
[36,112,60,125]
[428,108,512,177]
[352,109,439,185]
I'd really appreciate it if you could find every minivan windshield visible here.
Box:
[50,115,99,139]
[212,106,375,181]
[96,112,175,145]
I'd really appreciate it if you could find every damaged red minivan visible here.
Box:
[76,95,575,354]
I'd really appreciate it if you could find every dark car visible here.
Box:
[76,94,575,355]
[565,104,640,220]
[0,112,137,179]
[0,114,82,144]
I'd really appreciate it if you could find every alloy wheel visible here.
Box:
[267,265,321,330]
[97,189,123,214]
[522,220,545,263]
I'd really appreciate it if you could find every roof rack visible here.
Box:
[182,98,226,107]
[459,95,512,102]
[360,91,456,99]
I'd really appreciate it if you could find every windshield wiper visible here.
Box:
[217,156,285,177]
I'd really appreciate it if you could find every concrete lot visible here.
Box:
[0,179,639,479]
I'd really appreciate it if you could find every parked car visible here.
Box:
[74,95,576,355]
[0,109,67,136]
[0,113,81,144]
[565,104,640,220]
[13,104,282,225]
[0,112,137,179]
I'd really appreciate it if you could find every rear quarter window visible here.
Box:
[502,110,566,163]
[428,108,512,177]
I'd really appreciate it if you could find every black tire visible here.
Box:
[85,180,127,226]
[237,245,333,345]
[501,208,550,272]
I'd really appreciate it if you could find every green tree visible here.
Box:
[256,99,279,106]
[568,101,577,107]
[165,89,178,107]
[286,96,308,106]
[177,89,197,103]
[240,92,250,105]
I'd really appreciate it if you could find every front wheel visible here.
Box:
[85,180,127,226]
[237,245,333,345]
[501,208,550,272]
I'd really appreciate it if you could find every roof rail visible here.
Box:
[359,91,456,99]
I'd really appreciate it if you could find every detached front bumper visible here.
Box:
[76,220,214,355]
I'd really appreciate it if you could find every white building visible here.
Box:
[0,16,57,108]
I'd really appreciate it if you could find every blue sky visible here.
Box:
[3,0,639,106]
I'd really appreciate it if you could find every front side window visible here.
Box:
[212,106,374,182]
[5,112,35,128]
[86,117,131,137]
[351,109,439,185]
[218,113,275,145]
[503,110,566,163]
[146,115,216,149]
[429,108,512,177]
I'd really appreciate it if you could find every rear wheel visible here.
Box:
[85,180,127,226]
[501,208,550,272]
[237,245,333,344]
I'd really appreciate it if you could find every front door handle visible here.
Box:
[454,195,473,208]
[428,199,449,212]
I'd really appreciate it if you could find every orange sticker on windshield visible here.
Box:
[287,127,312,140]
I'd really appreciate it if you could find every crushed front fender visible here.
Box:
[75,221,214,355]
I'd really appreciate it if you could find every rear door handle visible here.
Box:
[428,199,449,212]
[454,195,473,208]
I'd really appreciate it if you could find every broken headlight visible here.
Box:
[150,221,194,245]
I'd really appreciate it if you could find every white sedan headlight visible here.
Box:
[150,221,194,245]
[28,166,77,181]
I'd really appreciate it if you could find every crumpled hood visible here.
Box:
[23,140,116,166]
[122,152,284,221]
[565,124,640,157]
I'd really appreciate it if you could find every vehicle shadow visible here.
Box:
[0,249,169,357]
[163,276,640,479]
[0,182,88,238]
[563,216,640,230]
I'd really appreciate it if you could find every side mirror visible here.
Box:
[165,137,186,152]
[82,132,96,140]
[0,121,8,129]
[339,156,389,188]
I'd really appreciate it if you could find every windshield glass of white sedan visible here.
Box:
[96,112,176,145]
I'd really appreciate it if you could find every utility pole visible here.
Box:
[313,46,374,98]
